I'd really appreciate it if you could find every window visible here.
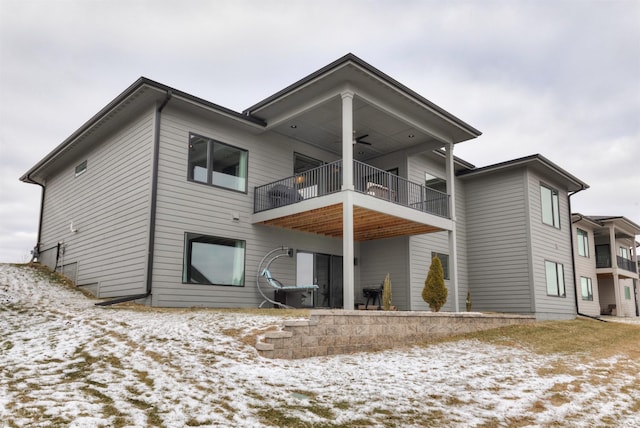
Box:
[619,247,629,260]
[75,160,87,177]
[625,286,631,300]
[294,152,323,174]
[577,229,589,257]
[183,233,245,286]
[580,277,593,301]
[188,134,247,192]
[431,252,450,280]
[545,261,565,297]
[425,172,447,193]
[540,185,560,228]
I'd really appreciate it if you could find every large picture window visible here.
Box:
[577,229,589,257]
[183,233,245,286]
[540,184,560,228]
[580,277,593,301]
[545,260,565,297]
[188,134,247,192]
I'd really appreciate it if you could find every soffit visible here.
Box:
[247,61,480,161]
[258,204,442,241]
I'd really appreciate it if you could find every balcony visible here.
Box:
[254,160,450,218]
[595,246,638,274]
[617,256,637,273]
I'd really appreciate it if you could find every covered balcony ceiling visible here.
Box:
[269,95,447,162]
[258,204,443,241]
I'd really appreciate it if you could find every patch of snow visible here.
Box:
[1,264,639,427]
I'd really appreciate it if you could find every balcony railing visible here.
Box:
[353,161,450,218]
[254,160,450,218]
[595,248,638,274]
[617,256,637,273]
[254,160,343,213]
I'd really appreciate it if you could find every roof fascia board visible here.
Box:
[21,77,265,182]
[20,78,160,181]
[244,53,482,138]
[572,213,603,229]
[590,216,640,233]
[457,154,589,190]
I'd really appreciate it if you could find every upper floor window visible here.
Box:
[545,260,565,297]
[619,247,629,260]
[75,160,87,177]
[425,172,446,193]
[540,184,560,228]
[577,229,589,257]
[188,134,247,192]
[431,252,450,280]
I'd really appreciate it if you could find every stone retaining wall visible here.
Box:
[256,310,535,359]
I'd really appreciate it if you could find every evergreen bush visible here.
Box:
[422,255,447,312]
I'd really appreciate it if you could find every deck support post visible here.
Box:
[445,142,459,312]
[342,90,355,310]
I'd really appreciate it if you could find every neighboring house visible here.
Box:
[572,215,640,317]
[22,53,600,320]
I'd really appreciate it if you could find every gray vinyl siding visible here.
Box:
[151,105,347,308]
[359,237,409,310]
[38,107,155,297]
[526,170,576,320]
[463,168,533,314]
[572,223,600,317]
[407,153,469,312]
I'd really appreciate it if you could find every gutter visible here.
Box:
[569,187,606,322]
[24,174,45,261]
[96,90,172,306]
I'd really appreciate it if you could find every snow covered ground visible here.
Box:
[1,264,639,427]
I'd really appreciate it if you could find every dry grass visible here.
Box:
[439,318,640,360]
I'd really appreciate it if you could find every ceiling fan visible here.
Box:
[353,133,372,146]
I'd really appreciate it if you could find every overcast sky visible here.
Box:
[1,0,639,262]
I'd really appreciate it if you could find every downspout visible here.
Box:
[25,174,45,262]
[569,187,605,322]
[96,90,172,307]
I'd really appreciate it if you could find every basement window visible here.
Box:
[431,252,450,280]
[182,233,245,286]
[75,160,87,177]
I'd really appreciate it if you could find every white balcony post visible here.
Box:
[445,142,459,312]
[341,91,354,191]
[341,90,355,310]
[609,224,623,314]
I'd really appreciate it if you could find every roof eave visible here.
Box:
[243,53,482,139]
[21,78,266,183]
[457,154,589,192]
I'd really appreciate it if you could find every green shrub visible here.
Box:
[422,255,447,312]
[466,289,472,312]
